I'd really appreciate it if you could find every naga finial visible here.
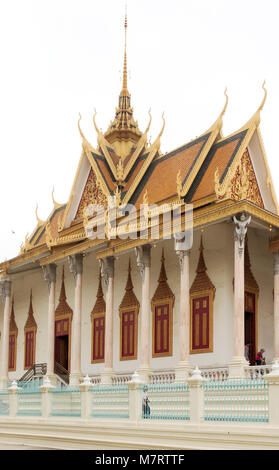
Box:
[51,186,60,207]
[93,108,100,134]
[78,113,86,141]
[258,80,267,112]
[176,169,182,200]
[144,108,152,135]
[221,87,228,117]
[35,204,44,225]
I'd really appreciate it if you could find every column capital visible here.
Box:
[42,263,57,292]
[68,253,83,284]
[135,244,151,279]
[0,279,12,304]
[174,232,191,272]
[99,256,114,289]
[233,213,251,256]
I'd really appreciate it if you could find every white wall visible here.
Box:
[0,221,275,380]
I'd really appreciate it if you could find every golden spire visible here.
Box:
[121,9,128,95]
[104,8,142,148]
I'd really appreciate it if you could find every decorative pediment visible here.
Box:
[190,237,215,296]
[55,267,73,318]
[9,297,18,334]
[152,249,174,304]
[24,290,37,331]
[75,167,107,220]
[215,148,264,208]
[119,260,139,311]
[91,271,106,316]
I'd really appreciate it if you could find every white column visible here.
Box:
[42,263,57,386]
[229,213,251,378]
[273,252,279,362]
[0,279,12,389]
[135,244,151,383]
[69,254,83,386]
[100,256,115,385]
[175,246,191,381]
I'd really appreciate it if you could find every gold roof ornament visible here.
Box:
[239,81,267,130]
[176,169,183,201]
[35,204,44,226]
[103,9,143,154]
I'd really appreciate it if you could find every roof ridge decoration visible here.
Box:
[178,89,229,199]
[103,11,143,152]
[213,81,279,214]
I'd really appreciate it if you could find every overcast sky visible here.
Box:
[0,0,279,261]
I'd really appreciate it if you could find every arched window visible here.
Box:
[190,237,215,354]
[91,273,106,363]
[54,267,73,371]
[151,250,175,358]
[9,297,18,372]
[119,260,139,361]
[24,291,37,369]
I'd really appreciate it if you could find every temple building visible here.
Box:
[1,14,279,389]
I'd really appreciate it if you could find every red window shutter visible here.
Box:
[154,304,169,354]
[192,296,209,350]
[121,310,135,358]
[93,316,105,362]
[55,319,69,337]
[25,331,35,369]
[9,334,16,370]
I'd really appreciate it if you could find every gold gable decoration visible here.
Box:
[215,149,264,208]
[75,168,107,220]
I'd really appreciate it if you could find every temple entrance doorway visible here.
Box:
[245,291,256,366]
[55,318,70,371]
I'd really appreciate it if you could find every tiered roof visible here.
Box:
[1,17,279,275]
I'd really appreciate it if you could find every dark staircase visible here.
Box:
[18,362,70,385]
